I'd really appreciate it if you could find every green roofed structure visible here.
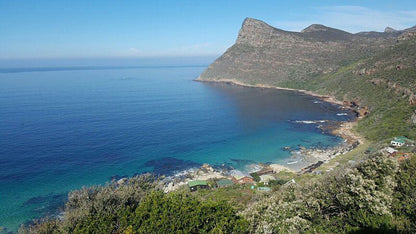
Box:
[394,136,414,143]
[188,180,208,192]
[216,179,234,188]
[257,187,271,192]
[391,136,414,147]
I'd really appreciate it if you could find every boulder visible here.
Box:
[409,94,416,105]
[117,178,128,186]
[411,110,416,124]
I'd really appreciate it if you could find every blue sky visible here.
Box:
[1,0,415,59]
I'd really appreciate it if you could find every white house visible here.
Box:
[384,147,398,154]
[259,175,275,185]
[390,139,405,147]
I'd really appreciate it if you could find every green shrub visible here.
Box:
[20,174,248,234]
[242,154,415,233]
[250,172,260,182]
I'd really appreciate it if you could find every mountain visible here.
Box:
[198,18,405,89]
[198,18,416,141]
[404,25,416,32]
[384,27,397,33]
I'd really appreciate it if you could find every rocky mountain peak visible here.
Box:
[236,18,293,46]
[384,27,397,33]
[240,17,272,31]
[301,24,330,33]
[301,24,352,41]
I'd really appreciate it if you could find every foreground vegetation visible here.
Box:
[19,174,248,233]
[21,154,416,233]
[244,154,416,233]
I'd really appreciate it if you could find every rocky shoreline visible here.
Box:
[160,162,295,193]
[195,78,346,106]
[154,78,365,192]
[114,120,361,193]
[196,77,363,140]
[159,126,360,192]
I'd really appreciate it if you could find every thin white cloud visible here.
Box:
[126,47,142,56]
[320,5,369,12]
[272,5,416,33]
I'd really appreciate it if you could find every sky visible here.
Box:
[0,0,416,60]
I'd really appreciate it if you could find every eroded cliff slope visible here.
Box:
[198,18,407,89]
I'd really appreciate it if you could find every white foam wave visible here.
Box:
[294,120,327,124]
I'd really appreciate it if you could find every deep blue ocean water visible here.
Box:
[0,65,354,232]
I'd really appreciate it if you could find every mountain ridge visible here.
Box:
[197,18,398,87]
[238,17,416,40]
[197,18,416,85]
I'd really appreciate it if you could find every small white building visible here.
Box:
[384,147,398,154]
[390,139,405,147]
[259,175,275,185]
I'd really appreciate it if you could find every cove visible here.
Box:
[0,65,354,232]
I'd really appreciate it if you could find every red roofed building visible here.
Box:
[230,170,254,184]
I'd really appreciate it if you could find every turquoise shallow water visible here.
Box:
[0,66,353,232]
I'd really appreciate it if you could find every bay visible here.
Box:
[0,65,353,232]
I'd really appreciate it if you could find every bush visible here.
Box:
[123,191,248,233]
[20,174,248,234]
[242,154,410,233]
[250,172,260,182]
[393,155,416,231]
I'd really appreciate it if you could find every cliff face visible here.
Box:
[197,18,410,88]
[235,18,300,47]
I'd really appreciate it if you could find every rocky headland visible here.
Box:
[196,18,415,88]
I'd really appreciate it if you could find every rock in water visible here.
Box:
[117,178,128,186]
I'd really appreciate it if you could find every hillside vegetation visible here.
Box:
[302,38,416,142]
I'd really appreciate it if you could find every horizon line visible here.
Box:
[0,64,210,74]
[0,54,221,61]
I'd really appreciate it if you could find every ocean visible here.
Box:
[0,65,354,232]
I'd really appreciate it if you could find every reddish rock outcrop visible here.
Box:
[370,79,416,105]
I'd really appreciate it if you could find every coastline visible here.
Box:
[195,77,363,174]
[195,77,345,106]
